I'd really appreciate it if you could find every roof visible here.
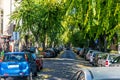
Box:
[5,52,28,54]
[87,67,120,80]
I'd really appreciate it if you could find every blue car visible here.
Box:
[0,52,37,80]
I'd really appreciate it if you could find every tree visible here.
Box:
[10,0,120,51]
[10,0,66,50]
[63,0,120,50]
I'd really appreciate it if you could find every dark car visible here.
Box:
[109,55,120,67]
[97,53,119,67]
[43,49,54,58]
[73,47,82,55]
[0,52,37,80]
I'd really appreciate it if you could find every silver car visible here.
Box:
[71,67,120,80]
[97,53,119,67]
[89,51,102,66]
[85,50,95,61]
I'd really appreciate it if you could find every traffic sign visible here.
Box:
[13,32,19,40]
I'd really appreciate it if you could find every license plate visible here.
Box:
[8,65,19,68]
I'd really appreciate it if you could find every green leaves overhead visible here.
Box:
[11,0,66,46]
[10,0,120,47]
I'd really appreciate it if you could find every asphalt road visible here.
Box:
[60,50,77,59]
[35,50,92,80]
[2,50,92,80]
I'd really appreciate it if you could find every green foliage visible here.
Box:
[64,0,120,48]
[69,31,87,47]
[10,0,120,49]
[11,0,66,48]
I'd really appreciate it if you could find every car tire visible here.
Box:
[34,72,37,77]
[41,66,43,69]
[37,66,40,72]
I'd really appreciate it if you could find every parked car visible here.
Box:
[89,51,102,66]
[71,67,120,80]
[40,51,47,58]
[93,52,106,66]
[73,47,82,55]
[109,55,120,67]
[32,53,43,71]
[25,48,43,71]
[78,48,85,57]
[97,53,119,67]
[0,52,37,80]
[83,48,90,59]
[85,50,96,61]
[44,49,55,58]
[52,48,59,57]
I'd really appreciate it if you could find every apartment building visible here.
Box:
[0,0,15,52]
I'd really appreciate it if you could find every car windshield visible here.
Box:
[3,54,26,62]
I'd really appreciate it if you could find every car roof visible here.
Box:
[5,52,29,54]
[87,67,120,80]
[109,53,120,56]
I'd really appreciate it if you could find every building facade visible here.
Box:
[0,0,15,52]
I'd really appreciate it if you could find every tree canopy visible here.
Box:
[10,0,120,50]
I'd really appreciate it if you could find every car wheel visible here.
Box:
[41,66,43,69]
[34,72,37,77]
[37,66,40,72]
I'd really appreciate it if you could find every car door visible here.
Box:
[27,53,37,73]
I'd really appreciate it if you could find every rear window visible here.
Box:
[90,51,93,53]
[100,54,107,59]
[3,54,26,62]
[109,55,118,60]
[113,56,120,63]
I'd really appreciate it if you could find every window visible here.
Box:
[78,71,85,80]
[3,54,25,62]
[114,56,120,63]
[71,70,85,80]
[71,71,81,80]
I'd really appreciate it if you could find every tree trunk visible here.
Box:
[42,34,47,51]
[104,34,107,52]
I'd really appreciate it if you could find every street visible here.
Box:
[35,50,92,80]
[0,0,119,80]
[1,50,92,80]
